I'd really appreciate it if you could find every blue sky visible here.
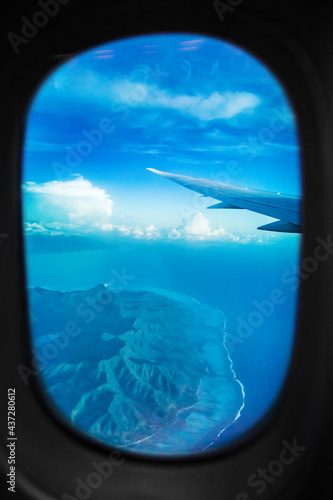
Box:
[22,33,301,245]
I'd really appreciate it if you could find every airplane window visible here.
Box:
[21,33,301,456]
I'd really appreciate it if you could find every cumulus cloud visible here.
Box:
[112,81,260,121]
[183,213,239,241]
[24,222,48,234]
[133,227,144,238]
[23,221,76,237]
[118,225,131,235]
[23,175,114,230]
[132,224,160,239]
[24,175,113,218]
[97,213,240,242]
[145,224,159,239]
[101,224,114,231]
[168,228,181,240]
[23,178,270,245]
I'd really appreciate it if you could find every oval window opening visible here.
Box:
[22,33,302,457]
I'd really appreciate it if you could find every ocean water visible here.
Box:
[25,237,300,450]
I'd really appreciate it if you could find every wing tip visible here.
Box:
[146,168,165,176]
[147,168,173,178]
[257,221,302,233]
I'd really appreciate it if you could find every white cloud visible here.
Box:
[99,223,132,236]
[101,224,114,231]
[24,222,48,234]
[112,81,260,121]
[145,224,158,239]
[168,228,181,239]
[183,212,239,241]
[118,225,131,235]
[133,227,144,238]
[23,221,73,236]
[23,175,114,229]
[23,178,274,245]
[132,224,160,240]
[24,175,113,216]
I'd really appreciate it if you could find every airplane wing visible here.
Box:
[147,168,302,233]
